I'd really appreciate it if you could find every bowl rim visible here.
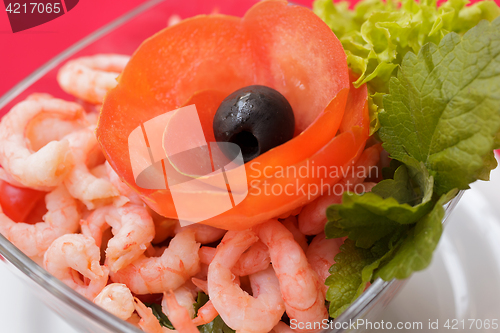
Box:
[0,0,466,330]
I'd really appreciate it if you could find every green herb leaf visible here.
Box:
[144,303,175,330]
[193,292,209,315]
[313,0,500,133]
[325,164,434,248]
[379,17,500,195]
[376,191,457,280]
[198,316,235,333]
[325,239,378,318]
[146,293,235,333]
[194,292,235,333]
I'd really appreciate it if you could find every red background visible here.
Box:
[0,0,497,98]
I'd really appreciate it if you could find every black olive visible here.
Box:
[213,85,295,163]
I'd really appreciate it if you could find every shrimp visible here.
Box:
[64,128,119,209]
[133,298,165,333]
[175,223,226,245]
[105,162,143,206]
[281,216,308,253]
[93,283,135,320]
[298,145,382,235]
[57,54,130,104]
[0,185,80,258]
[208,230,285,333]
[305,233,342,296]
[200,243,270,277]
[110,229,200,294]
[272,322,295,333]
[163,290,199,333]
[81,204,155,272]
[258,220,328,333]
[162,285,196,319]
[199,246,216,265]
[192,300,218,326]
[232,240,271,276]
[0,97,84,189]
[25,98,88,152]
[191,277,209,294]
[43,234,109,300]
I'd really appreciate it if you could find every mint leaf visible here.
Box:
[146,293,235,333]
[194,292,235,333]
[326,232,405,318]
[198,316,235,333]
[144,303,175,330]
[193,292,209,315]
[325,164,433,248]
[372,165,418,204]
[379,17,500,195]
[375,191,457,280]
[325,239,377,318]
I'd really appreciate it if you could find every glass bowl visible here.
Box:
[0,1,464,332]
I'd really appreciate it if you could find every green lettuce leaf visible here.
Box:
[144,303,175,330]
[379,17,500,195]
[325,164,433,248]
[198,316,235,333]
[313,0,500,133]
[146,293,235,333]
[376,191,456,280]
[326,232,405,317]
[325,239,378,317]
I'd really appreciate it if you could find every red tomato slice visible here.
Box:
[97,0,357,230]
[0,180,46,223]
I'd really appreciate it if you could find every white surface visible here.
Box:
[1,169,500,332]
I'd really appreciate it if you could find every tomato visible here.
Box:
[0,180,46,223]
[97,0,368,230]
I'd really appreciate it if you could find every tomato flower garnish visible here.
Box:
[97,0,369,230]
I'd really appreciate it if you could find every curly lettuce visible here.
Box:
[313,0,500,133]
[323,15,500,318]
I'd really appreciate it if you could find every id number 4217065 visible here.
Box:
[444,319,498,330]
[5,3,61,14]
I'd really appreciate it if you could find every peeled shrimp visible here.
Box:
[258,220,328,333]
[0,185,80,258]
[25,96,88,152]
[199,243,270,277]
[208,230,285,333]
[281,216,308,253]
[232,240,271,276]
[0,97,84,188]
[192,300,218,326]
[298,145,382,235]
[175,223,226,245]
[163,290,199,333]
[305,233,342,296]
[64,128,119,209]
[110,229,200,294]
[43,234,109,299]
[93,283,135,320]
[192,277,209,294]
[133,298,165,333]
[162,285,196,320]
[272,322,295,333]
[81,204,155,272]
[57,54,130,104]
[105,162,143,206]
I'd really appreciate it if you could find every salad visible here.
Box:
[0,0,499,332]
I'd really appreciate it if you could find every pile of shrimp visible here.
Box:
[0,53,382,333]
